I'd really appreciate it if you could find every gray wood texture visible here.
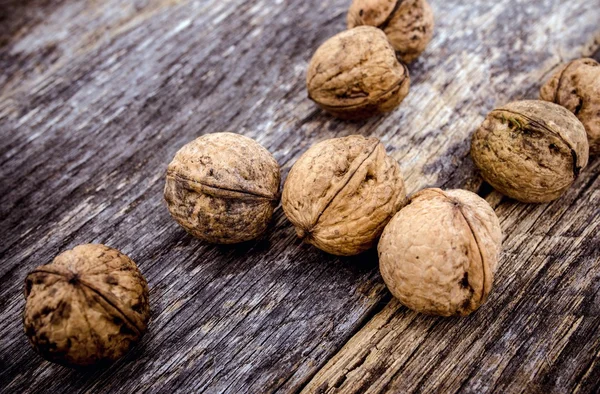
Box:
[1,0,599,393]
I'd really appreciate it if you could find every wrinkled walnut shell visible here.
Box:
[540,58,600,155]
[378,188,502,316]
[347,0,434,63]
[23,244,150,367]
[164,132,280,244]
[471,100,589,203]
[306,26,410,119]
[282,135,406,256]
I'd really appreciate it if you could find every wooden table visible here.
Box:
[1,0,599,392]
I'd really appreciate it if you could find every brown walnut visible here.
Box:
[540,58,600,155]
[378,188,502,316]
[164,132,280,244]
[471,100,589,203]
[282,135,406,256]
[23,244,150,367]
[306,26,410,119]
[347,0,435,63]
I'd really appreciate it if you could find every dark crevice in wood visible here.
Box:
[381,319,443,393]
[475,181,495,199]
[294,292,393,394]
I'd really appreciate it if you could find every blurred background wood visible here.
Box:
[0,0,599,393]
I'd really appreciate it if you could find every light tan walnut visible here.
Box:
[540,58,600,155]
[347,0,434,63]
[164,132,280,244]
[378,188,502,316]
[282,135,406,256]
[23,244,150,367]
[306,26,410,119]
[471,100,589,203]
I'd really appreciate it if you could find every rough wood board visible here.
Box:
[303,171,600,393]
[0,0,599,393]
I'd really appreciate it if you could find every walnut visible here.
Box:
[306,26,410,119]
[347,0,434,63]
[540,58,600,155]
[471,100,589,203]
[164,132,280,244]
[282,135,406,256]
[23,244,150,367]
[378,188,502,316]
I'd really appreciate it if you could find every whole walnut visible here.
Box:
[378,188,502,316]
[540,58,600,155]
[23,244,150,367]
[471,100,589,203]
[164,132,280,244]
[347,0,434,63]
[282,135,406,256]
[306,26,410,119]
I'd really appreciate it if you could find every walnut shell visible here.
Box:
[306,26,410,119]
[471,100,589,203]
[378,188,502,316]
[540,58,600,155]
[23,244,150,367]
[164,132,280,244]
[282,135,406,256]
[347,0,434,63]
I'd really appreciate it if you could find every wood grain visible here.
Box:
[0,0,599,393]
[302,165,600,393]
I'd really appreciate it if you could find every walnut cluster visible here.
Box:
[282,135,406,256]
[164,132,280,244]
[347,0,434,63]
[23,244,150,367]
[540,58,600,155]
[306,26,410,119]
[378,189,502,316]
[471,100,589,203]
[306,0,435,119]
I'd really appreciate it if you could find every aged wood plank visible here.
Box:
[0,0,599,393]
[301,36,600,394]
[302,164,600,393]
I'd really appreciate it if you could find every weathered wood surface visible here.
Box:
[0,0,599,393]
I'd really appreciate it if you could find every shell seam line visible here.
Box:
[28,268,144,334]
[377,0,405,31]
[79,278,144,335]
[313,63,409,110]
[305,140,380,235]
[455,205,488,304]
[166,171,278,200]
[491,108,581,177]
[77,285,104,354]
[428,189,488,304]
[553,59,577,103]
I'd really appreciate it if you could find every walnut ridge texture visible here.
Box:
[282,135,406,256]
[23,244,150,367]
[540,58,600,155]
[378,188,502,316]
[347,0,434,63]
[164,132,280,244]
[471,100,589,203]
[306,26,410,119]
